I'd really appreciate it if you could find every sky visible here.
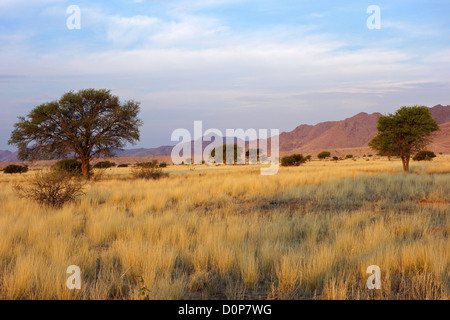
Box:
[1,0,450,150]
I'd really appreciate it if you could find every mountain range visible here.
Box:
[1,104,449,163]
[277,104,450,156]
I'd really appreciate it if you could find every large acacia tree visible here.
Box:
[9,89,143,179]
[369,106,439,172]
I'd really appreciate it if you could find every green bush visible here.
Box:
[332,156,339,161]
[118,164,129,168]
[413,151,436,161]
[346,154,353,159]
[53,159,83,176]
[136,160,159,168]
[93,161,116,169]
[281,154,307,167]
[317,151,331,159]
[132,161,168,180]
[3,164,28,174]
[159,162,167,168]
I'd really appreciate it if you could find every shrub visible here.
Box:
[159,162,167,168]
[132,161,168,180]
[3,164,28,174]
[317,151,331,159]
[118,164,129,168]
[332,156,339,161]
[305,155,312,161]
[413,151,436,161]
[93,161,116,169]
[136,160,158,168]
[13,170,85,208]
[281,154,307,167]
[346,154,353,159]
[53,159,83,176]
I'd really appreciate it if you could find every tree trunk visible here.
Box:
[80,158,90,179]
[401,155,410,173]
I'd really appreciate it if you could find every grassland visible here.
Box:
[0,157,449,300]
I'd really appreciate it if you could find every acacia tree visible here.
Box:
[369,106,439,172]
[210,143,244,164]
[9,89,143,179]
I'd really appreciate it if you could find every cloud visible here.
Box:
[106,15,160,46]
[82,6,229,48]
[382,20,439,38]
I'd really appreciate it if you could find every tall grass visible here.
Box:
[0,157,449,299]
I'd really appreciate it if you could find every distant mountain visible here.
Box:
[276,105,450,155]
[277,111,383,152]
[428,121,450,152]
[430,104,450,124]
[115,146,175,157]
[0,150,18,162]
[1,105,450,162]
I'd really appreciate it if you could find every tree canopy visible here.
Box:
[210,143,244,164]
[317,151,331,159]
[281,154,307,166]
[369,106,439,172]
[9,89,142,178]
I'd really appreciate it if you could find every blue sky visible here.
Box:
[1,0,450,150]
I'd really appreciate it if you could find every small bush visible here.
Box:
[53,159,83,176]
[317,151,331,159]
[159,162,167,168]
[305,155,312,161]
[132,161,168,180]
[118,164,129,168]
[136,160,159,168]
[281,154,307,167]
[413,151,436,161]
[93,161,116,169]
[3,164,28,174]
[332,156,339,161]
[346,154,353,159]
[13,170,85,208]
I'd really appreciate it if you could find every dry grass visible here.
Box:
[0,156,449,300]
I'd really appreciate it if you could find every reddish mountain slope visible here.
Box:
[277,105,450,153]
[430,104,450,124]
[428,121,450,152]
[279,112,382,151]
